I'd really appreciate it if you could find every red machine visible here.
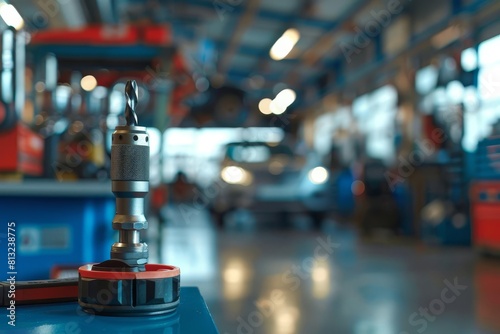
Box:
[30,25,195,119]
[0,123,44,176]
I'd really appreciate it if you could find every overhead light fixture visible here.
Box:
[258,98,272,115]
[269,88,296,115]
[269,100,286,115]
[308,167,329,185]
[260,88,297,116]
[274,88,296,108]
[81,75,98,91]
[270,28,300,61]
[0,3,24,30]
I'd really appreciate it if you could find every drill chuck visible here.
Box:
[110,125,149,269]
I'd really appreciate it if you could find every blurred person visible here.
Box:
[356,158,400,236]
[169,171,198,203]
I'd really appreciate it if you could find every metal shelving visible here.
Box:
[0,180,112,197]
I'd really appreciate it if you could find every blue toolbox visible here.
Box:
[0,181,115,281]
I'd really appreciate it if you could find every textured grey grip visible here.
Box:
[111,144,149,181]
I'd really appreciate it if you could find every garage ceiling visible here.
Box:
[9,0,500,110]
[12,0,389,105]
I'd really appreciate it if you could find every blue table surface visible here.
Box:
[0,287,219,334]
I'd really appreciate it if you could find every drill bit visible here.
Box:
[124,80,138,126]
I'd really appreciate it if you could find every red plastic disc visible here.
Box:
[79,263,180,280]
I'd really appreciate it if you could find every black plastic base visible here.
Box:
[79,298,180,316]
[78,263,180,316]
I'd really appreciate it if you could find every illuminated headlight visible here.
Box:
[221,166,253,185]
[308,166,329,184]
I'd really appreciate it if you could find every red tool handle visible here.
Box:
[0,278,78,306]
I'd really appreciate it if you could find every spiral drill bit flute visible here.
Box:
[78,80,180,316]
[124,80,138,126]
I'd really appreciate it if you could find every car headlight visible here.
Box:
[221,166,253,185]
[308,166,329,185]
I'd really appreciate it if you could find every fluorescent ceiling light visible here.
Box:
[308,166,329,184]
[270,28,300,61]
[258,98,272,115]
[267,88,297,115]
[274,88,296,108]
[0,3,24,30]
[269,100,286,115]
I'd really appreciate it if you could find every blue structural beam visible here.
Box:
[181,0,332,30]
[28,44,165,59]
[256,9,331,30]
[215,0,246,70]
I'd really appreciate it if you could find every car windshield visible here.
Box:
[226,143,293,164]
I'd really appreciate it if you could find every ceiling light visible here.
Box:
[308,167,329,184]
[269,100,286,115]
[81,75,97,91]
[258,98,272,115]
[270,28,300,61]
[275,88,296,108]
[0,3,24,30]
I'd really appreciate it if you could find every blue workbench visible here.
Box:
[0,287,219,334]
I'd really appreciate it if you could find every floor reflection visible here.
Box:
[153,208,498,334]
[311,259,331,299]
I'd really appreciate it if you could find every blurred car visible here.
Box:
[211,142,340,228]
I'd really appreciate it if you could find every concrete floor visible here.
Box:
[156,208,500,334]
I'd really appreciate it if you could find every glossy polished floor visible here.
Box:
[154,207,500,334]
